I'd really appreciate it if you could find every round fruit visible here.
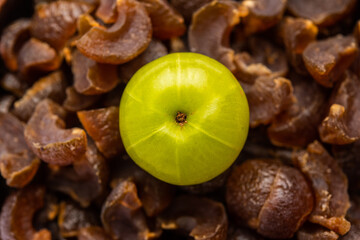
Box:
[119,53,249,185]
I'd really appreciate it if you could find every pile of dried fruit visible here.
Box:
[0,0,360,239]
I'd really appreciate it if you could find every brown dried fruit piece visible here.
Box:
[119,39,168,83]
[268,73,327,148]
[96,0,117,24]
[25,99,87,166]
[159,195,228,240]
[242,75,294,127]
[101,178,158,240]
[76,0,152,64]
[139,0,185,40]
[235,37,288,83]
[78,106,124,158]
[31,1,94,50]
[0,95,15,113]
[226,159,314,239]
[189,0,246,72]
[0,113,40,188]
[227,225,265,240]
[63,87,99,112]
[72,50,119,95]
[0,19,30,71]
[302,35,358,87]
[78,226,111,240]
[242,0,286,35]
[0,73,28,97]
[0,186,51,240]
[287,0,356,27]
[13,71,67,122]
[319,72,360,144]
[47,139,108,207]
[18,38,61,79]
[297,223,339,240]
[293,141,351,235]
[169,0,211,22]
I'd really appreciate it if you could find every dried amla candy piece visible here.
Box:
[226,159,313,239]
[0,73,28,97]
[76,0,152,64]
[319,72,360,144]
[78,226,110,240]
[297,223,339,240]
[159,195,228,240]
[63,87,99,112]
[25,99,87,166]
[287,0,357,27]
[31,1,94,50]
[0,113,40,188]
[293,141,351,236]
[96,0,117,24]
[302,35,358,88]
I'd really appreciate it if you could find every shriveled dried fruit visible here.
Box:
[189,0,246,72]
[159,195,228,240]
[319,72,360,144]
[242,75,294,127]
[0,19,30,71]
[293,141,351,235]
[119,39,168,83]
[13,71,67,122]
[0,95,14,113]
[139,0,185,40]
[297,223,339,240]
[78,226,110,240]
[302,35,358,87]
[169,0,211,22]
[63,87,99,112]
[0,186,51,240]
[76,14,100,38]
[226,159,314,239]
[242,0,286,35]
[72,50,119,95]
[31,1,94,50]
[287,0,357,27]
[78,106,124,158]
[17,38,61,79]
[96,0,117,24]
[268,73,327,148]
[76,0,152,64]
[24,99,87,166]
[101,178,157,240]
[0,113,40,188]
[48,139,108,207]
[0,73,28,97]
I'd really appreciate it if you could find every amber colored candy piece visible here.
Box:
[76,0,152,64]
[169,0,211,22]
[78,226,111,240]
[297,223,339,240]
[96,0,117,24]
[24,99,87,166]
[293,141,351,235]
[63,87,99,112]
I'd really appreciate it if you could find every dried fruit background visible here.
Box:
[0,0,359,239]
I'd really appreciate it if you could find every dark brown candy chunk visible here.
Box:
[0,186,51,240]
[226,159,314,239]
[268,73,327,148]
[242,75,294,127]
[302,35,358,87]
[58,201,98,238]
[31,1,93,50]
[25,99,87,166]
[319,72,360,144]
[293,141,351,235]
[48,139,108,207]
[169,0,211,22]
[287,0,356,27]
[17,38,61,79]
[0,113,40,188]
[77,14,101,38]
[96,0,117,24]
[76,0,152,64]
[0,95,14,113]
[119,39,168,83]
[77,107,124,158]
[78,226,111,240]
[297,223,339,240]
[72,50,119,95]
[235,38,288,83]
[63,87,99,112]
[159,195,227,240]
[101,178,156,240]
[139,0,185,40]
[0,19,30,71]
[242,0,286,35]
[0,73,28,97]
[189,1,247,73]
[13,71,67,122]
[227,225,265,240]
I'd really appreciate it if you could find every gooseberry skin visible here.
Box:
[119,53,249,185]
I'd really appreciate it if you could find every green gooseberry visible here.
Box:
[119,53,249,185]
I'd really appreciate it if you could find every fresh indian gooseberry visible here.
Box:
[119,53,249,185]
